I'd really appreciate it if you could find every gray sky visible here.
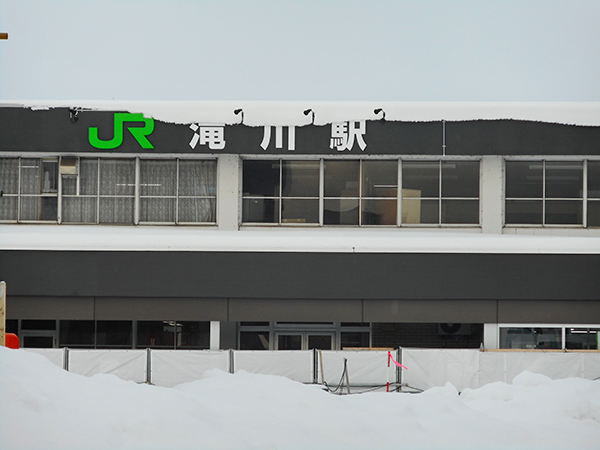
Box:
[1,0,599,102]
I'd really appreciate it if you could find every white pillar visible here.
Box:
[483,323,499,350]
[480,156,504,234]
[217,154,240,230]
[210,321,220,350]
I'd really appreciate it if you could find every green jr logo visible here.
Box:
[89,113,154,149]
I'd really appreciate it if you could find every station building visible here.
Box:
[1,102,599,352]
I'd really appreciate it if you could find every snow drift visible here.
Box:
[1,347,599,450]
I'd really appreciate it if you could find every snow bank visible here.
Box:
[2,101,600,126]
[1,347,599,450]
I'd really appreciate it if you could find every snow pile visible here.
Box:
[4,101,600,127]
[1,347,599,450]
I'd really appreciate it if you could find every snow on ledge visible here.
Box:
[2,101,600,127]
[1,225,600,254]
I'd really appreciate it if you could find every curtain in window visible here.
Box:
[99,159,134,223]
[0,158,19,220]
[178,160,216,223]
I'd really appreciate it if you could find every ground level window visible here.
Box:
[566,328,599,350]
[500,327,562,349]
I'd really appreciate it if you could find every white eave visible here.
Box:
[1,225,600,254]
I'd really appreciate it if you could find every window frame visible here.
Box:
[503,158,595,228]
[241,156,481,228]
[0,156,218,225]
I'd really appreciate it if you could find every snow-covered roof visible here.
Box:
[1,225,600,254]
[2,101,600,127]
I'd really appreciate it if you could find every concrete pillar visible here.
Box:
[210,321,220,350]
[217,154,240,230]
[480,156,504,234]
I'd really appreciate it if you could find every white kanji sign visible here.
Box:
[189,124,226,150]
[330,121,367,151]
[260,125,296,151]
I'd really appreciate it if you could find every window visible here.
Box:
[498,325,600,350]
[500,327,562,349]
[242,159,480,226]
[402,161,480,225]
[0,157,216,225]
[237,322,371,350]
[242,160,320,224]
[505,161,585,226]
[136,320,210,349]
[588,161,600,227]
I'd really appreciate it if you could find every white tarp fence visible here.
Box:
[318,350,392,386]
[402,349,600,391]
[150,350,229,387]
[24,348,66,369]
[232,350,313,383]
[67,350,147,383]
[22,348,600,390]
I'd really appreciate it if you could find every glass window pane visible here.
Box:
[99,197,134,223]
[20,159,41,194]
[505,161,543,198]
[177,321,210,349]
[324,160,359,197]
[0,158,19,194]
[22,320,56,330]
[240,331,270,350]
[140,198,176,222]
[589,161,600,199]
[402,161,439,198]
[362,161,397,198]
[505,200,543,225]
[61,176,77,196]
[442,161,479,198]
[62,197,97,223]
[588,200,600,227]
[341,332,370,348]
[545,162,583,199]
[277,334,302,350]
[140,160,176,196]
[545,200,582,225]
[59,320,95,347]
[242,198,279,223]
[441,199,479,224]
[324,199,359,225]
[136,321,175,349]
[282,161,319,197]
[308,335,332,350]
[99,159,135,195]
[402,199,438,224]
[96,321,132,348]
[179,160,217,197]
[0,197,18,221]
[566,328,599,350]
[178,198,216,223]
[41,161,58,193]
[41,197,57,221]
[500,327,561,349]
[80,159,99,195]
[243,160,279,197]
[362,199,397,225]
[281,199,319,224]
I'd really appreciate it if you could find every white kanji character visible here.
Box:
[260,125,296,151]
[329,121,367,151]
[189,124,226,150]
